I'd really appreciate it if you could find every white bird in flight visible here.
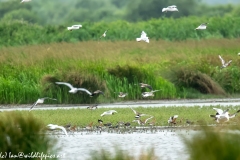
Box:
[142,90,160,98]
[162,5,178,12]
[100,29,108,38]
[67,25,82,31]
[209,108,240,123]
[55,82,104,96]
[115,92,128,98]
[136,31,149,43]
[29,97,57,111]
[20,0,31,3]
[101,110,117,116]
[218,55,232,68]
[195,23,208,30]
[47,124,68,136]
[130,107,148,118]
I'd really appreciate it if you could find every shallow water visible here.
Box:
[54,129,197,160]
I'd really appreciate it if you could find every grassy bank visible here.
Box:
[0,39,240,104]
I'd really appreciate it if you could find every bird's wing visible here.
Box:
[55,82,74,89]
[144,116,154,123]
[130,107,137,114]
[109,110,117,113]
[225,60,232,66]
[58,126,68,136]
[152,90,160,93]
[77,88,92,95]
[213,108,223,114]
[104,30,108,34]
[94,90,104,95]
[141,31,147,37]
[218,55,225,65]
[222,109,229,114]
[146,85,153,90]
[29,100,38,111]
[173,115,178,118]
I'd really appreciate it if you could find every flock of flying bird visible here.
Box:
[17,0,240,134]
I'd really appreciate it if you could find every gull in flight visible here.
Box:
[195,23,208,30]
[142,90,160,98]
[100,29,108,38]
[115,92,128,98]
[162,5,179,12]
[67,25,82,31]
[136,83,153,91]
[29,97,57,111]
[209,108,240,123]
[168,115,178,125]
[219,55,232,68]
[101,110,117,116]
[47,124,68,136]
[20,0,31,3]
[136,31,149,43]
[55,82,104,96]
[132,116,154,125]
[130,107,148,118]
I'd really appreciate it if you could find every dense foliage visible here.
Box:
[0,15,240,47]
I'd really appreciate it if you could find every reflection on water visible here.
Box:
[54,129,197,160]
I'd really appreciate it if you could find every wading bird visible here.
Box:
[132,116,154,125]
[101,110,117,116]
[142,90,160,98]
[87,104,98,110]
[219,55,232,68]
[55,82,104,96]
[209,108,240,123]
[47,124,68,136]
[100,29,108,38]
[162,5,178,12]
[195,23,208,30]
[29,97,57,111]
[168,115,178,125]
[67,25,82,31]
[136,31,149,43]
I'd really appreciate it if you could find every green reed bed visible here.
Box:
[0,39,240,104]
[5,106,240,127]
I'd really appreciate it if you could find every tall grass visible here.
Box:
[0,39,240,104]
[0,112,57,159]
[183,126,240,160]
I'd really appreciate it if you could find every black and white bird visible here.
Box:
[142,90,160,98]
[115,92,128,98]
[195,23,208,30]
[47,124,68,136]
[218,55,232,68]
[87,104,98,110]
[29,97,57,111]
[162,5,178,12]
[209,108,240,123]
[168,115,178,125]
[55,82,104,96]
[132,116,154,125]
[137,83,153,90]
[136,31,149,43]
[130,107,148,118]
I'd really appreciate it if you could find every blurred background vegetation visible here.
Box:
[0,0,239,25]
[0,0,239,46]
